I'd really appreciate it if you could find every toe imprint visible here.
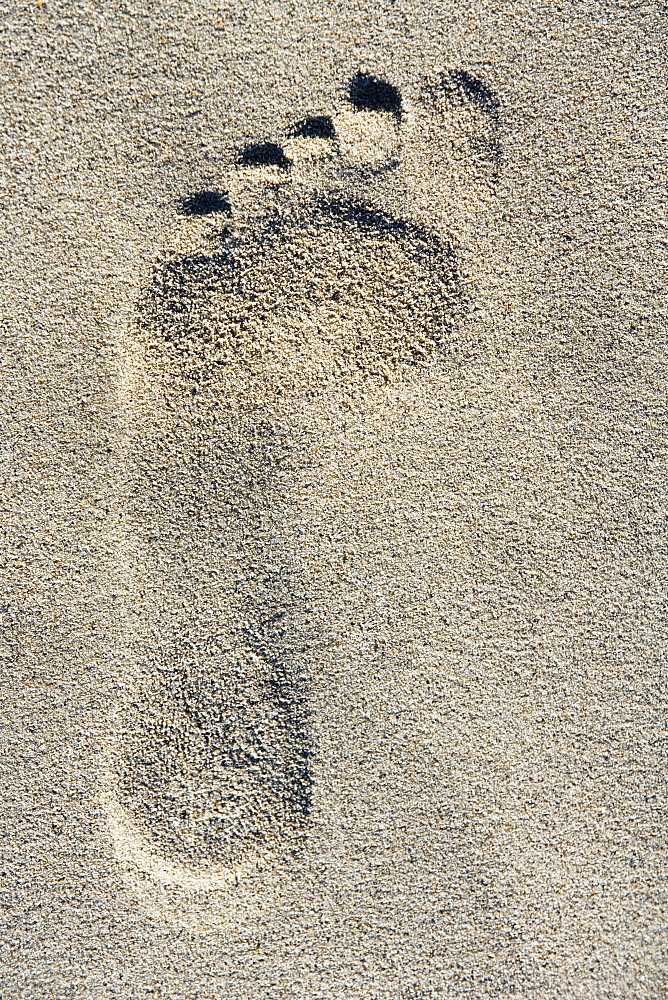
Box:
[349,71,402,118]
[293,115,336,140]
[178,190,232,217]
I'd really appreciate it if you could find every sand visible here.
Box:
[1,1,667,997]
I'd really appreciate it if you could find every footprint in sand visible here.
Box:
[102,70,501,919]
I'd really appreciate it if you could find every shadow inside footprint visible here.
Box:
[179,190,232,216]
[293,115,336,139]
[349,71,402,118]
[239,141,291,169]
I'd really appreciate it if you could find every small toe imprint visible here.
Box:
[423,70,502,170]
[440,70,500,120]
[349,71,402,119]
[239,141,291,169]
[179,190,232,217]
[293,115,336,139]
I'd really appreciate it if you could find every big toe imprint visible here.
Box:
[103,68,500,912]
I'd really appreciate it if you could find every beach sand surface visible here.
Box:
[1,1,667,997]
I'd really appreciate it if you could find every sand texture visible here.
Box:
[1,1,667,997]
